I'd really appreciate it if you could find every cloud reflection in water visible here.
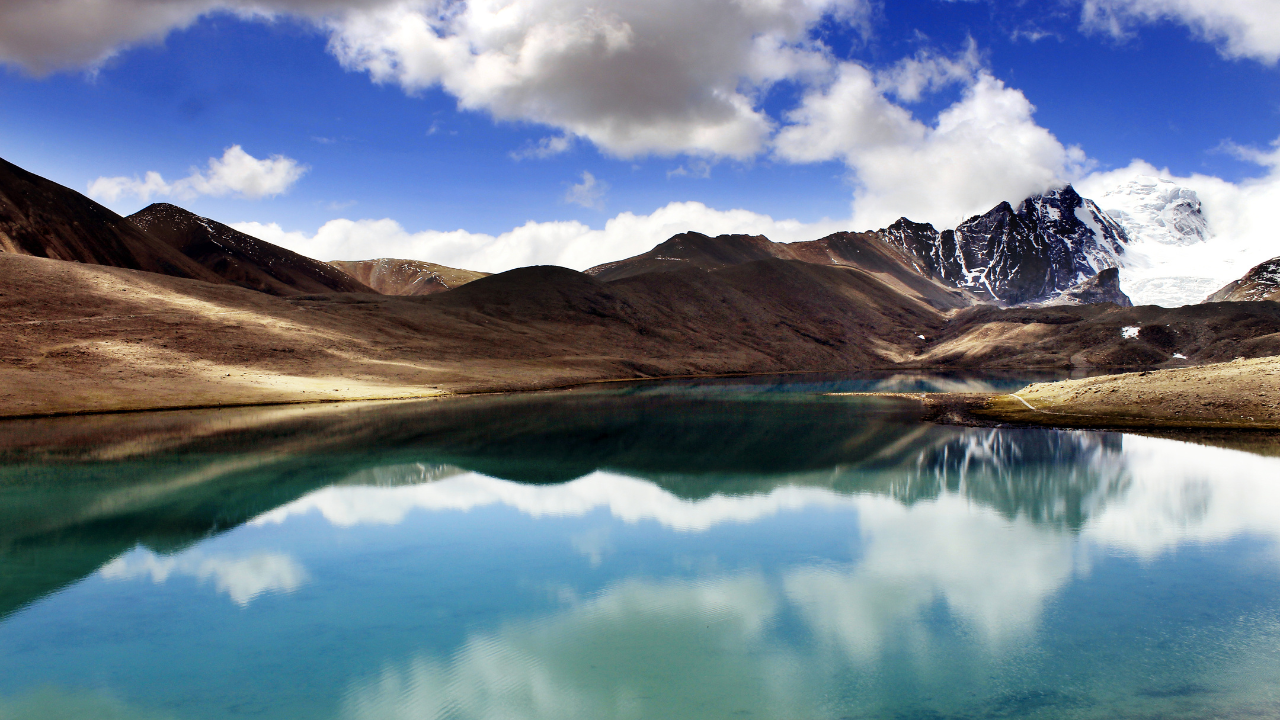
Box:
[100,548,309,606]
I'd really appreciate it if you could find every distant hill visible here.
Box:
[329,258,488,296]
[1204,256,1280,303]
[586,231,974,311]
[130,203,375,296]
[0,157,223,284]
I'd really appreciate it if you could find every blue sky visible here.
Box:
[1,0,1277,271]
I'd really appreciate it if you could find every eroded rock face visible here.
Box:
[1205,256,1280,303]
[1038,268,1133,307]
[878,186,1128,306]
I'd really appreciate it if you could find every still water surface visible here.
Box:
[1,375,1279,719]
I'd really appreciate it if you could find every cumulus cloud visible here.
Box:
[88,145,307,202]
[232,200,848,272]
[776,59,1091,229]
[326,0,868,159]
[1081,0,1280,64]
[564,171,608,210]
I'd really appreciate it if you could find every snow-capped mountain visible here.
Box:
[1092,176,1220,306]
[1100,177,1209,247]
[878,186,1127,306]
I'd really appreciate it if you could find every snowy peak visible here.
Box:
[1098,176,1209,247]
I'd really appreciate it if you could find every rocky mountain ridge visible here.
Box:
[131,203,375,296]
[1205,256,1280,303]
[876,185,1129,306]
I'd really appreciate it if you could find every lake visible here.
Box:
[1,374,1279,719]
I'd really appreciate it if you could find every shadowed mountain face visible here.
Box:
[879,186,1129,306]
[1205,256,1280,303]
[585,231,972,311]
[130,203,375,296]
[0,158,223,284]
[328,258,488,296]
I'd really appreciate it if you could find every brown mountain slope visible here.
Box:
[912,301,1280,369]
[0,254,945,416]
[0,157,223,283]
[585,231,972,310]
[130,203,375,296]
[329,258,488,296]
[1205,256,1280,302]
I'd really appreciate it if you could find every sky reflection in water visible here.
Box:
[0,381,1278,719]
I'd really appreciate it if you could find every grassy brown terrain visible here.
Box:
[0,252,946,417]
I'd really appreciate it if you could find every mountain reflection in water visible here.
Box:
[1,379,1279,719]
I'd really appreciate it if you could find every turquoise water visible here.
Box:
[1,379,1279,719]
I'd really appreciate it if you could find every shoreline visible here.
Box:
[4,358,1277,432]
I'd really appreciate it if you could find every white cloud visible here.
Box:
[88,145,307,203]
[0,0,388,72]
[875,41,983,103]
[326,0,868,159]
[776,60,1091,230]
[1081,0,1280,64]
[100,546,309,605]
[564,171,608,210]
[231,200,847,272]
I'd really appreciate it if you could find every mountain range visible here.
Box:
[2,153,1278,416]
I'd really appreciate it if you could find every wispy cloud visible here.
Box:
[510,134,573,160]
[564,171,608,210]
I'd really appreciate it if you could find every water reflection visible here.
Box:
[0,383,1278,719]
